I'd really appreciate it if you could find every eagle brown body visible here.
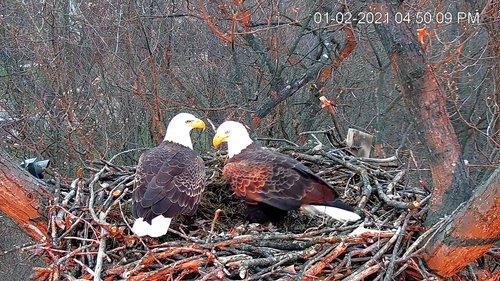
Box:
[224,144,355,222]
[133,141,205,224]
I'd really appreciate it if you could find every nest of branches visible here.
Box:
[23,145,493,280]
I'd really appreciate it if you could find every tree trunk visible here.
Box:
[368,0,472,226]
[0,150,49,242]
[422,167,499,277]
[367,0,497,277]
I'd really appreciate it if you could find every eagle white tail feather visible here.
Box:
[303,205,361,222]
[132,215,172,237]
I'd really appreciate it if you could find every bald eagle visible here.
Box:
[132,113,206,237]
[213,121,361,223]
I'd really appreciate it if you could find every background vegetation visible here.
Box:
[1,0,496,181]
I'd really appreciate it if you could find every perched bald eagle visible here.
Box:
[132,113,206,237]
[213,121,361,223]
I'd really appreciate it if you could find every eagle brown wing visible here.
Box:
[223,146,338,211]
[133,142,205,224]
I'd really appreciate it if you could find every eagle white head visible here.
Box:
[164,113,205,149]
[213,121,254,157]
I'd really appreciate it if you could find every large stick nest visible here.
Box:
[24,145,497,280]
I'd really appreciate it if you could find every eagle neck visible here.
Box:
[228,138,254,158]
[164,130,193,149]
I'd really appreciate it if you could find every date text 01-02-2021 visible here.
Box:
[313,11,480,25]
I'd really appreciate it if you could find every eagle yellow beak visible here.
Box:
[190,119,206,130]
[213,133,228,148]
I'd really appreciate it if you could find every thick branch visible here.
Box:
[0,150,49,241]
[422,166,499,277]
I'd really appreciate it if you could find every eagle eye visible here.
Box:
[225,130,230,135]
[185,120,193,124]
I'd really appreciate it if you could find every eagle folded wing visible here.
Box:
[224,150,338,211]
[133,145,205,225]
